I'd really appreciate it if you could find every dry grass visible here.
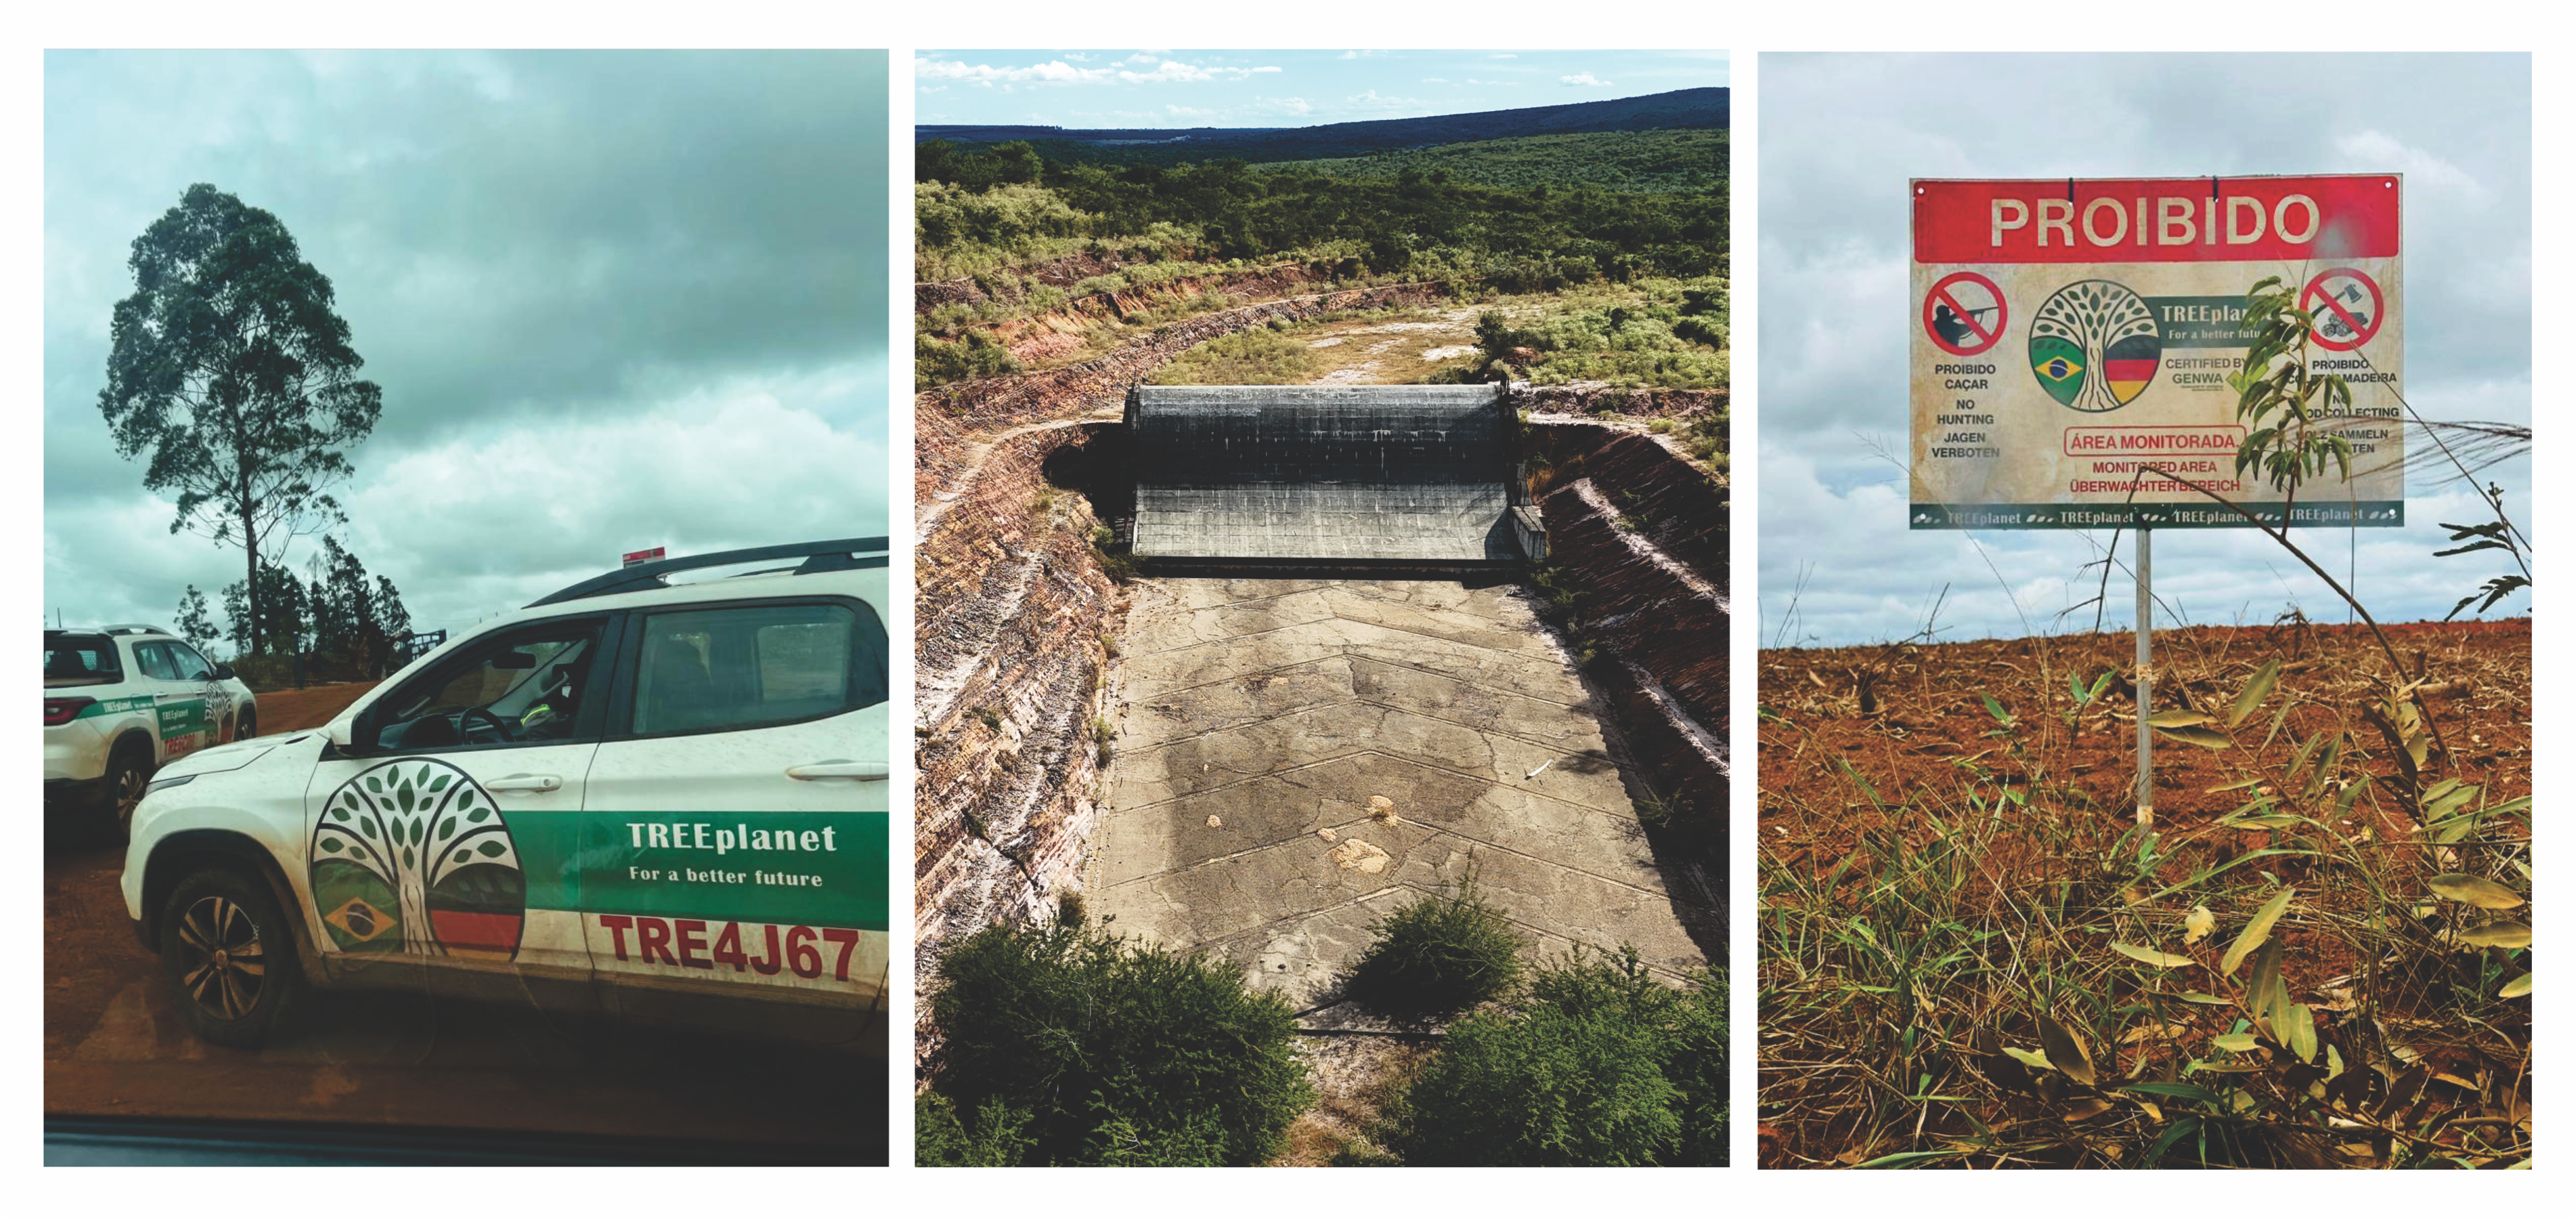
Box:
[1757,619,2532,1168]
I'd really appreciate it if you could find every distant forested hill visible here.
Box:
[1273,129,1725,194]
[916,87,1727,168]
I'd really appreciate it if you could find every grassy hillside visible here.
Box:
[918,87,1726,169]
[1269,129,1725,195]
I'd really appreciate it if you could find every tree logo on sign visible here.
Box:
[309,759,525,961]
[2030,280,2164,413]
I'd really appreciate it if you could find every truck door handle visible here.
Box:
[485,773,564,793]
[788,760,889,782]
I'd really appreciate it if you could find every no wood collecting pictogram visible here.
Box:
[2301,268,2383,352]
[1924,271,2006,357]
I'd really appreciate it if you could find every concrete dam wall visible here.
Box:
[1126,384,1521,564]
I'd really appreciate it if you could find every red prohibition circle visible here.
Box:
[2301,268,2385,352]
[1923,271,2007,357]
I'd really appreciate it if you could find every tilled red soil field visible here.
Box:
[1756,617,2532,1168]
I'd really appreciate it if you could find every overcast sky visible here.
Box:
[44,50,888,643]
[1759,52,2531,648]
[916,50,1728,128]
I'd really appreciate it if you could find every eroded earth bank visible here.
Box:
[913,285,1730,1073]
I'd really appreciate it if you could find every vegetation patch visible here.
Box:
[918,922,1316,1167]
[1148,326,1324,386]
[1342,874,1527,1024]
[1274,129,1728,196]
[1383,948,1728,1166]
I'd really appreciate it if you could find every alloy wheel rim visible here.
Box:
[175,895,266,1020]
[113,764,146,826]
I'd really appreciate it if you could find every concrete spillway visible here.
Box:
[1126,384,1521,564]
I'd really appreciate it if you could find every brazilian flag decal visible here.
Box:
[314,865,403,953]
[2031,336,2086,407]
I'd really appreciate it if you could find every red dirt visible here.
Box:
[1758,618,2532,1168]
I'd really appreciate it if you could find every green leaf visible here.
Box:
[319,838,342,853]
[2122,1081,2227,1107]
[1980,693,2012,725]
[2155,725,2235,750]
[2037,1014,2097,1087]
[2089,670,2116,701]
[2147,708,2211,728]
[2002,1047,2053,1072]
[2456,923,2531,950]
[2222,888,2295,976]
[2279,1002,2317,1065]
[2111,942,2195,968]
[2212,1032,2258,1053]
[2428,873,2524,910]
[477,841,506,858]
[2500,973,2532,999]
[2224,812,2305,830]
[2069,669,2086,703]
[2177,991,2231,1005]
[2228,658,2279,728]
[2247,939,2286,1023]
[1855,1150,1964,1169]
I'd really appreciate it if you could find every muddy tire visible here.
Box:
[234,708,256,741]
[102,739,152,845]
[160,865,304,1049]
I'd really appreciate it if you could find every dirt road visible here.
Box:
[44,680,886,1160]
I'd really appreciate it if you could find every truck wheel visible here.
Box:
[103,740,151,844]
[160,865,305,1049]
[234,708,257,740]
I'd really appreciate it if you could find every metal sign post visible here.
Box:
[2134,527,2152,826]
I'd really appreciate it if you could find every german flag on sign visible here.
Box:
[2104,334,2163,405]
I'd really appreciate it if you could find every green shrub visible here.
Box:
[923,922,1316,1166]
[1387,948,1728,1166]
[915,1091,1038,1167]
[1149,326,1321,386]
[1342,875,1526,1024]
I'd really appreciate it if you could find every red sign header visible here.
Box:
[1913,175,2400,264]
[622,547,667,567]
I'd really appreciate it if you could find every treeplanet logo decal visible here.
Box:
[309,759,525,961]
[2031,279,2163,412]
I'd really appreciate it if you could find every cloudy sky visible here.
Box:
[44,51,889,643]
[1759,52,2531,648]
[915,50,1728,127]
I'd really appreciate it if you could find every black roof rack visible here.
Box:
[526,538,889,608]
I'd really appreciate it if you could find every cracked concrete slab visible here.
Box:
[1088,576,1713,1014]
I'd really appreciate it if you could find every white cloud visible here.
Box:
[1561,73,1612,87]
[1344,89,1427,112]
[1255,95,1313,116]
[2335,129,2494,210]
[1166,104,1216,119]
[916,58,1110,84]
[346,378,885,633]
[1757,52,2534,645]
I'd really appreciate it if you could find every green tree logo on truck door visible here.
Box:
[309,759,525,961]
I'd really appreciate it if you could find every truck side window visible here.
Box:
[134,642,179,682]
[372,624,604,749]
[167,642,216,681]
[631,602,874,736]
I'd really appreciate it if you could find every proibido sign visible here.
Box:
[1909,175,2404,530]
